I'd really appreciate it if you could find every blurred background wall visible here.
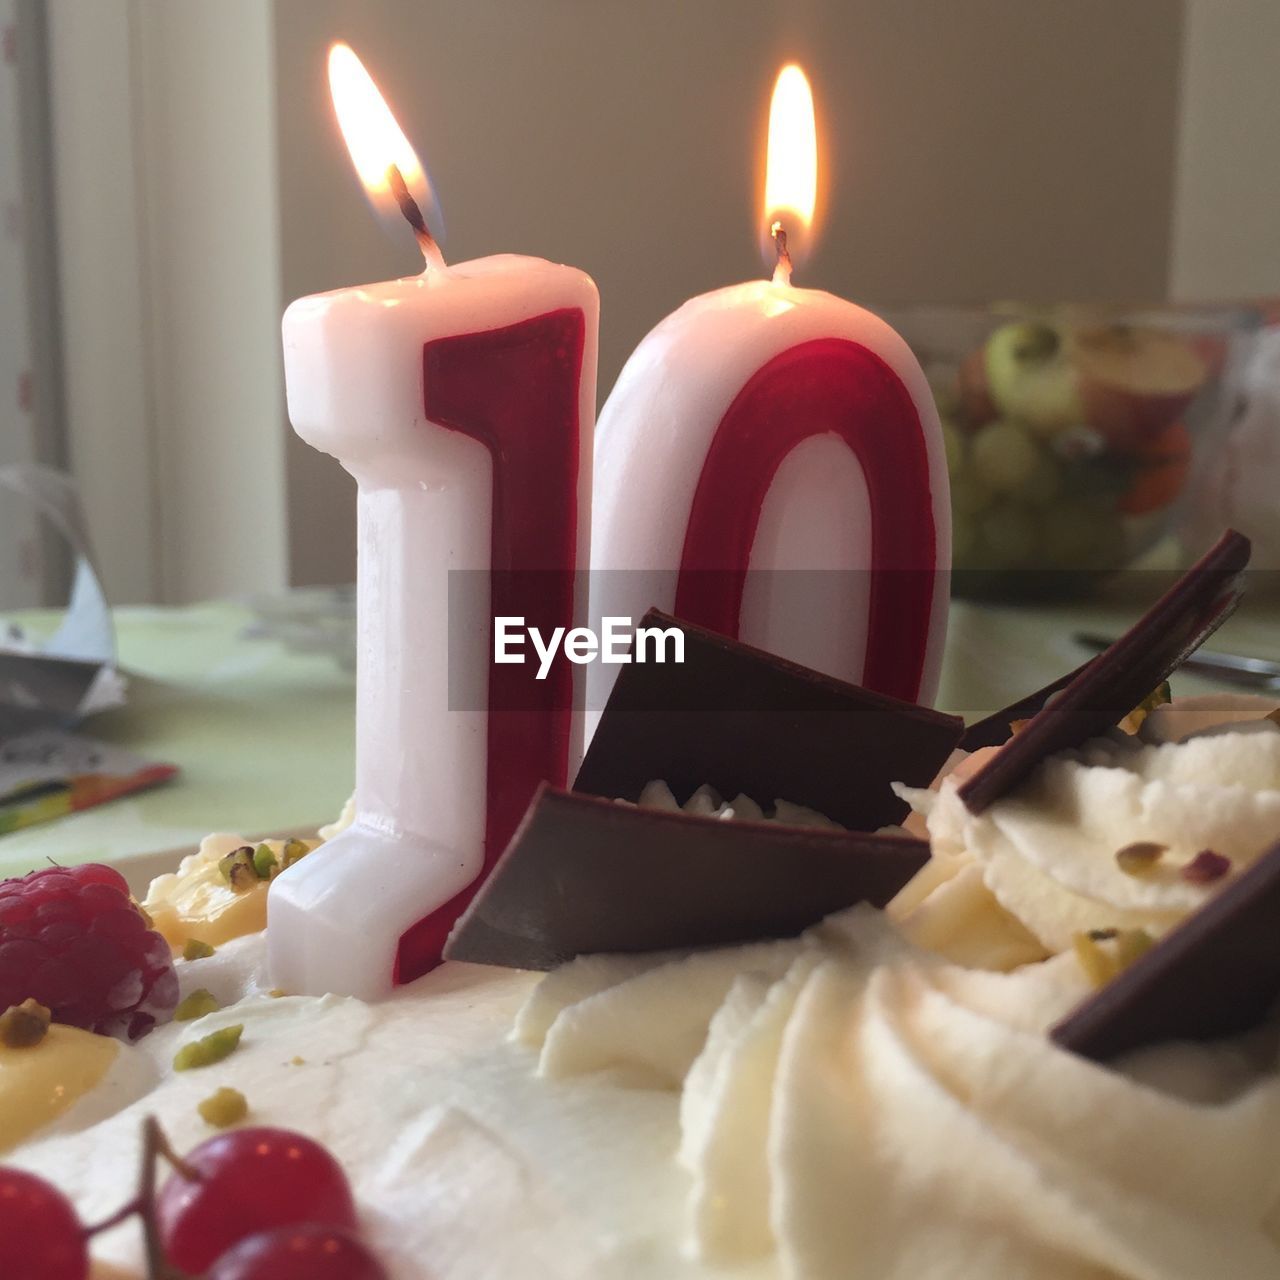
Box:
[9,0,1278,605]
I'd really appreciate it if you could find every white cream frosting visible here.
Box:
[520,906,1280,1279]
[9,695,1280,1277]
[892,697,1280,963]
[12,912,1280,1280]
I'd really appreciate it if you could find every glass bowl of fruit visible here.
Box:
[881,303,1260,599]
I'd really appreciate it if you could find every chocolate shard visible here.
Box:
[575,609,964,832]
[958,530,1251,814]
[1052,840,1280,1062]
[958,663,1090,752]
[444,785,930,970]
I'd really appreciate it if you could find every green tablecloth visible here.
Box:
[0,603,355,880]
[2,593,1277,882]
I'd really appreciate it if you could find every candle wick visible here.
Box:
[387,163,446,270]
[771,220,793,286]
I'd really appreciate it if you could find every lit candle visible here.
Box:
[589,65,949,726]
[272,45,598,998]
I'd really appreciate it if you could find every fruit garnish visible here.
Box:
[0,1166,87,1280]
[198,1087,248,1130]
[173,1024,243,1070]
[156,1126,358,1273]
[182,938,216,961]
[1115,841,1167,876]
[1119,681,1172,734]
[174,989,220,1022]
[1182,850,1232,885]
[0,997,51,1048]
[1072,928,1155,987]
[0,863,179,1042]
[207,1224,388,1280]
[145,834,324,952]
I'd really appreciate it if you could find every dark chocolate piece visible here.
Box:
[576,609,964,832]
[958,663,1090,751]
[958,530,1251,814]
[444,786,930,970]
[1052,839,1280,1062]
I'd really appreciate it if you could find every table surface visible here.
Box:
[3,591,1278,881]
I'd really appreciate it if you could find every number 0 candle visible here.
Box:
[273,45,598,998]
[589,65,949,725]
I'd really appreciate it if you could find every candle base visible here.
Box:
[266,820,481,999]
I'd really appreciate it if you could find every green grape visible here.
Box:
[979,502,1040,568]
[970,419,1039,495]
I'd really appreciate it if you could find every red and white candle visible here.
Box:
[589,66,949,722]
[272,46,598,998]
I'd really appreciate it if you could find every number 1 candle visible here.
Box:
[589,65,949,723]
[272,45,598,998]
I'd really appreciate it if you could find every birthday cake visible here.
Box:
[3,533,1280,1279]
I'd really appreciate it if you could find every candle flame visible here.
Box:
[327,43,442,260]
[761,64,818,276]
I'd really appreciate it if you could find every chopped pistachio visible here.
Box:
[0,998,52,1048]
[280,838,314,870]
[175,988,221,1022]
[135,903,155,929]
[197,1086,248,1128]
[217,846,257,892]
[182,938,216,961]
[1086,927,1119,942]
[252,842,278,880]
[1182,849,1232,885]
[1073,933,1117,987]
[290,1055,305,1066]
[267,988,288,999]
[174,1024,243,1070]
[1115,841,1167,876]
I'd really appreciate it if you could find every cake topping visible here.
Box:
[0,862,178,1041]
[576,608,964,832]
[182,938,216,961]
[1072,928,1155,987]
[445,785,929,970]
[0,998,51,1048]
[173,1024,244,1071]
[1053,838,1280,1061]
[0,1166,87,1280]
[1181,849,1232,885]
[1114,841,1167,876]
[157,1125,359,1275]
[144,833,324,952]
[959,529,1251,811]
[198,1086,249,1130]
[175,989,221,1023]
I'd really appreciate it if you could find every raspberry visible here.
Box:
[0,864,179,1041]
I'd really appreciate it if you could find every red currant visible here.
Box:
[207,1224,388,1280]
[157,1127,357,1273]
[0,1167,87,1280]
